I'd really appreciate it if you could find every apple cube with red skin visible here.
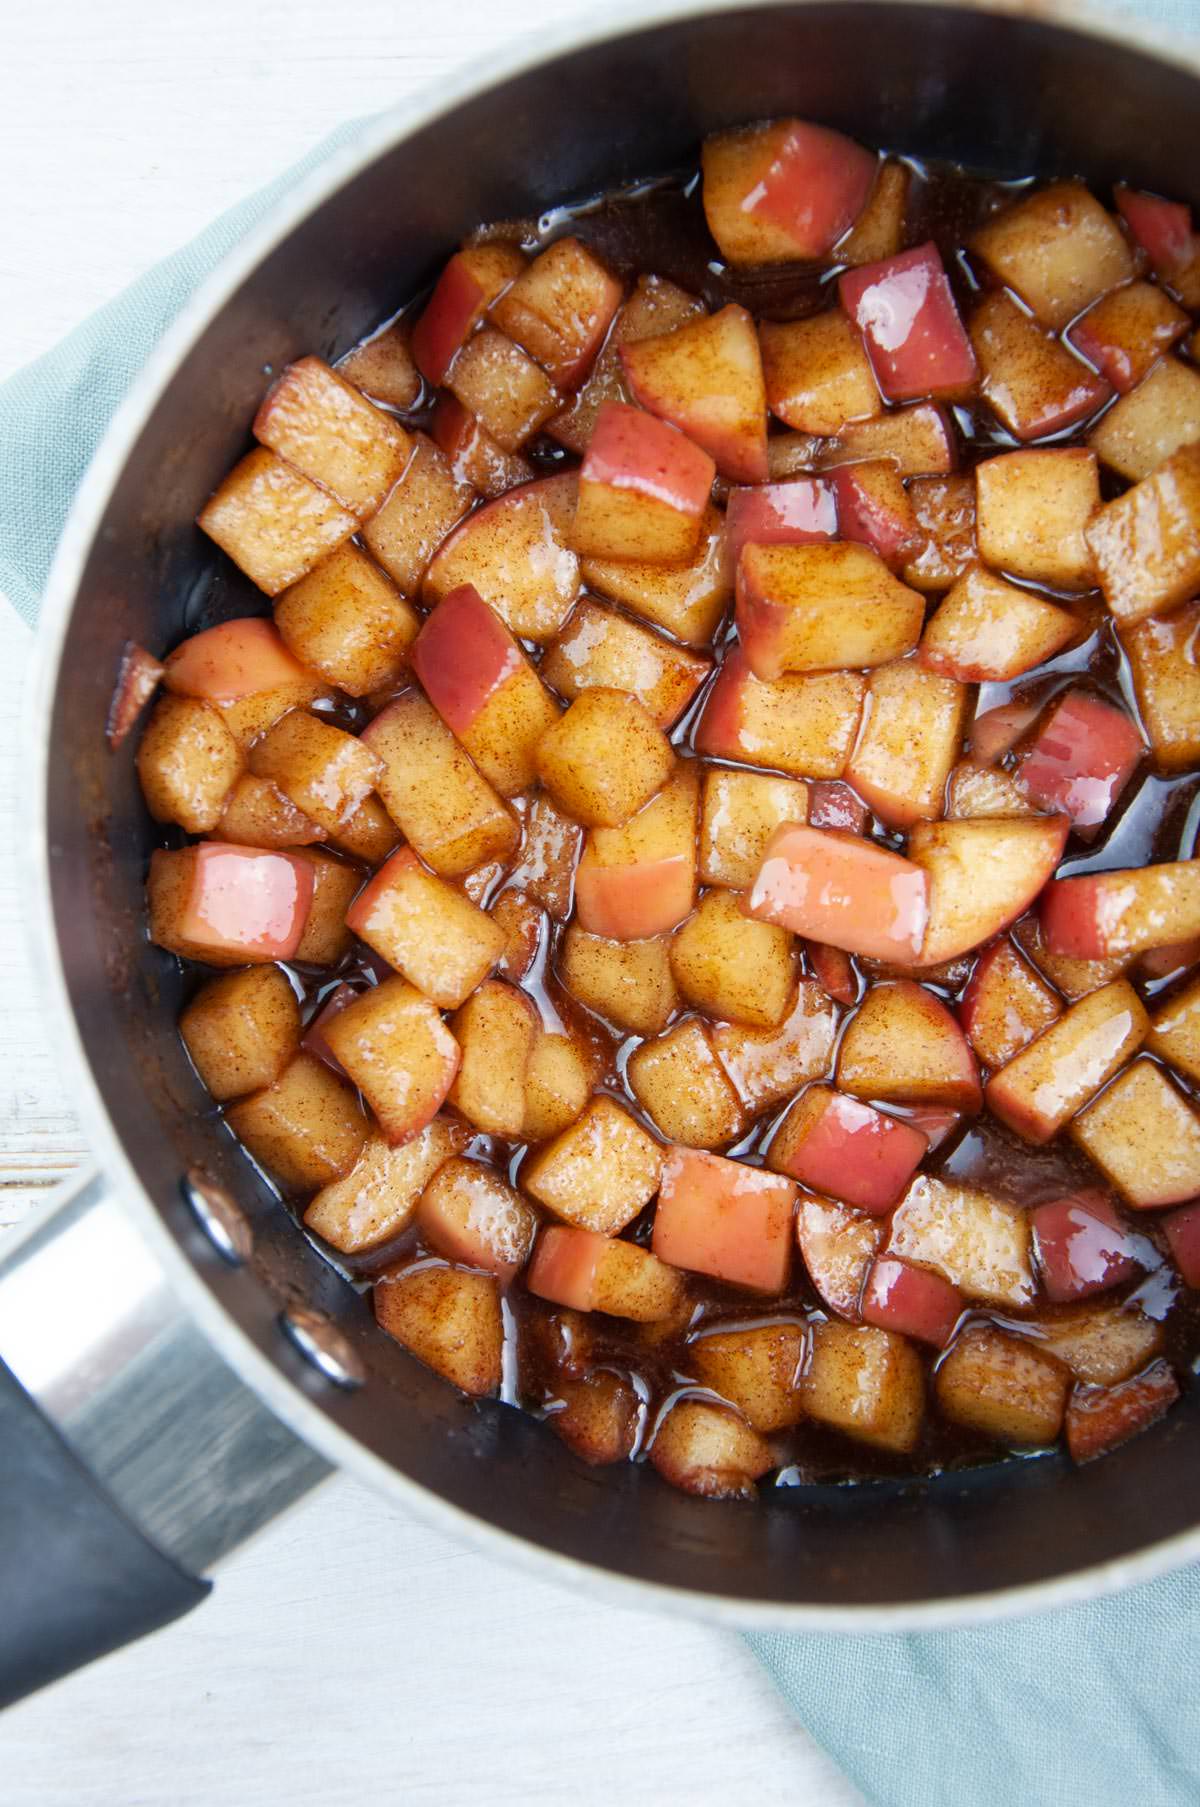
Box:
[1139,936,1200,985]
[1041,862,1200,963]
[1164,1200,1200,1286]
[225,1053,366,1193]
[1071,1057,1200,1209]
[628,1017,745,1150]
[1086,444,1200,626]
[736,542,924,681]
[361,692,519,878]
[807,940,858,1006]
[839,243,977,403]
[1116,185,1200,307]
[746,822,929,964]
[985,979,1149,1144]
[795,1195,885,1321]
[936,1326,1069,1447]
[413,583,560,796]
[528,1226,685,1322]
[902,474,977,594]
[375,1265,503,1398]
[362,432,475,598]
[416,1157,538,1283]
[701,119,877,265]
[571,402,715,565]
[768,1085,927,1213]
[535,688,674,829]
[907,816,1070,968]
[148,843,313,966]
[169,617,320,717]
[180,965,300,1102]
[274,543,418,698]
[919,564,1078,683]
[522,1096,664,1234]
[969,698,1043,766]
[975,447,1099,591]
[837,980,982,1111]
[431,391,535,499]
[559,926,679,1036]
[808,780,868,833]
[672,888,797,1029]
[699,767,808,890]
[523,1030,593,1142]
[948,760,1040,828]
[652,1148,796,1293]
[549,272,706,454]
[248,711,381,839]
[1013,689,1143,834]
[445,327,559,452]
[688,1323,806,1433]
[971,184,1135,330]
[448,980,539,1138]
[845,660,968,830]
[490,236,622,389]
[543,599,711,730]
[573,762,697,939]
[303,1119,468,1256]
[1066,1361,1180,1465]
[1124,602,1200,774]
[136,696,243,834]
[710,979,838,1115]
[970,289,1110,440]
[759,310,880,437]
[410,242,525,385]
[337,322,421,411]
[423,472,579,644]
[811,402,958,479]
[1012,911,1132,1005]
[108,642,163,750]
[198,450,358,596]
[649,1398,773,1500]
[1090,357,1200,485]
[887,1174,1033,1306]
[724,477,836,568]
[1068,280,1190,394]
[831,462,920,567]
[620,303,768,484]
[580,503,730,646]
[1032,1189,1149,1303]
[800,1320,924,1454]
[346,848,504,1008]
[253,356,411,521]
[323,977,461,1146]
[861,1256,961,1348]
[695,650,866,781]
[960,937,1061,1071]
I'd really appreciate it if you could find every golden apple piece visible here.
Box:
[1089,356,1200,483]
[521,1096,664,1234]
[273,543,418,697]
[253,355,411,519]
[799,1321,924,1454]
[671,888,797,1029]
[180,965,300,1102]
[975,447,1100,590]
[198,449,357,596]
[136,696,243,834]
[845,660,968,829]
[558,927,680,1036]
[1071,1057,1200,1208]
[523,1030,593,1142]
[304,1119,468,1256]
[627,1017,746,1149]
[699,768,809,890]
[534,688,675,829]
[649,1398,773,1499]
[688,1322,806,1432]
[361,691,519,878]
[226,1053,366,1192]
[935,1326,1069,1446]
[1030,1298,1164,1386]
[362,431,475,596]
[448,980,539,1137]
[548,1373,640,1465]
[374,1265,503,1396]
[886,1175,1033,1307]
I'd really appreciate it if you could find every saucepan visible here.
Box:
[4,0,1200,1711]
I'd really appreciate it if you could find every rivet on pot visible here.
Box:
[182,1168,253,1265]
[280,1306,366,1389]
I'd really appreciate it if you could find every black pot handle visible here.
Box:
[0,1355,210,1709]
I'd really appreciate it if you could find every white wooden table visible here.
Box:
[0,4,862,1800]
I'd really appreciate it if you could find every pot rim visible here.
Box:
[27,0,1200,1633]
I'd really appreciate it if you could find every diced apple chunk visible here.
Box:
[887,1174,1033,1306]
[621,303,767,484]
[448,980,539,1137]
[695,650,865,781]
[148,843,313,967]
[346,848,503,1008]
[523,1030,592,1142]
[491,889,544,983]
[254,356,411,519]
[528,1225,684,1322]
[1085,444,1200,626]
[845,660,967,829]
[935,1326,1068,1446]
[166,616,313,715]
[840,242,976,402]
[1164,1199,1200,1284]
[671,888,796,1029]
[410,241,526,385]
[304,1119,468,1255]
[813,403,957,478]
[737,543,924,681]
[374,1265,502,1397]
[985,979,1149,1144]
[323,977,461,1145]
[522,1097,664,1234]
[746,822,929,963]
[571,402,715,565]
[725,477,837,567]
[627,1018,745,1149]
[652,1148,795,1292]
[1071,1057,1200,1208]
[136,696,243,833]
[971,183,1135,329]
[548,1373,640,1466]
[108,641,163,749]
[759,310,880,437]
[699,768,809,890]
[800,1321,924,1454]
[431,391,535,498]
[902,474,978,593]
[508,792,583,923]
[490,235,622,388]
[701,118,876,265]
[1040,862,1200,962]
[337,322,421,410]
[711,980,838,1114]
[1032,1189,1149,1303]
[1115,186,1200,307]
[180,963,300,1103]
[768,1085,927,1213]
[535,688,674,828]
[423,473,580,643]
[446,326,559,450]
[861,1256,962,1347]
[838,160,910,264]
[226,1053,366,1192]
[549,272,706,454]
[831,462,920,567]
[248,711,381,838]
[959,937,1061,1070]
[795,1194,885,1321]
[274,544,418,697]
[1013,689,1143,834]
[1033,1298,1164,1386]
[836,980,981,1110]
[573,763,698,940]
[362,432,474,596]
[1069,280,1190,393]
[542,600,711,729]
[291,851,359,967]
[688,1323,806,1432]
[945,760,1038,820]
[807,940,858,1005]
[198,449,357,596]
[559,927,679,1035]
[361,692,518,878]
[649,1397,773,1499]
[1066,1362,1180,1464]
[969,697,1043,765]
[975,448,1099,589]
[580,503,730,645]
[1148,974,1200,1082]
[1012,911,1132,1002]
[908,816,1069,968]
[416,1157,537,1281]
[920,565,1078,683]
[970,289,1109,440]
[1089,357,1200,483]
[1123,602,1200,772]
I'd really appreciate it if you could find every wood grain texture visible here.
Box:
[0,5,862,1800]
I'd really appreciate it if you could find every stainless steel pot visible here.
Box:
[5,0,1200,1705]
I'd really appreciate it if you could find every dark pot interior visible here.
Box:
[45,3,1200,1613]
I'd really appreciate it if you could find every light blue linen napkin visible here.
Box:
[3,13,1200,1806]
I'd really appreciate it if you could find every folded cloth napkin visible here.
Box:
[3,12,1200,1807]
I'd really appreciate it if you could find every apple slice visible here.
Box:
[527,1226,684,1322]
[147,842,313,966]
[795,1195,885,1321]
[652,1148,796,1293]
[1041,861,1200,962]
[813,402,957,477]
[1071,1057,1200,1209]
[736,542,923,681]
[580,501,730,645]
[759,310,880,437]
[337,322,421,411]
[1068,279,1190,394]
[362,431,475,597]
[1066,1361,1180,1465]
[108,641,164,750]
[573,765,697,939]
[944,759,1040,822]
[570,401,715,564]
[861,1256,962,1347]
[746,822,929,963]
[1148,974,1200,1083]
[163,619,324,743]
[1115,186,1200,306]
[621,303,768,484]
[959,937,1061,1070]
[1013,689,1143,834]
[836,979,981,1111]
[1085,443,1200,627]
[687,1323,807,1434]
[839,242,977,402]
[345,847,504,1008]
[838,160,910,265]
[806,940,858,1006]
[410,242,526,385]
[323,977,461,1146]
[919,565,1078,683]
[902,474,977,593]
[701,119,877,265]
[831,462,920,567]
[844,660,968,830]
[887,1174,1034,1307]
[970,290,1110,440]
[253,356,411,520]
[489,235,622,389]
[1013,912,1132,1003]
[907,816,1070,967]
[724,477,836,568]
[304,1119,468,1256]
[627,1017,745,1150]
[1124,601,1200,773]
[522,1097,664,1235]
[430,391,535,498]
[969,698,1043,766]
[971,183,1135,329]
[808,781,868,833]
[768,1085,927,1214]
[1164,1200,1200,1286]
[694,649,865,781]
[1032,1190,1151,1302]
[985,978,1149,1145]
[709,979,838,1114]
[423,472,580,643]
